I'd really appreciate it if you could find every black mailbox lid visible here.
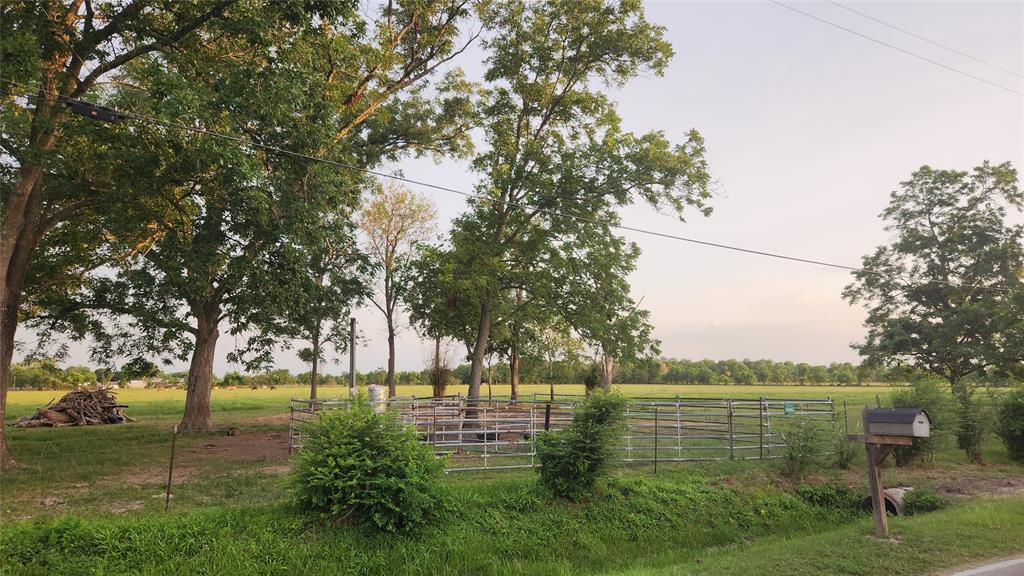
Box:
[866,408,928,424]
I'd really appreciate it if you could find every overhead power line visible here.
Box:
[2,79,1012,293]
[825,0,1024,80]
[769,0,1024,97]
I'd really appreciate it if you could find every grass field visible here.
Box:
[2,383,1021,575]
[5,382,903,421]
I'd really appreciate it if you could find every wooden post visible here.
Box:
[863,406,888,538]
[164,425,179,512]
[544,403,551,431]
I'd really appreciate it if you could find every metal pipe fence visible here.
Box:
[288,395,835,472]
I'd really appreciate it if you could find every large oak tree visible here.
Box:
[844,161,1024,461]
[454,0,713,400]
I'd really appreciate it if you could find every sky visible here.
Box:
[20,0,1024,375]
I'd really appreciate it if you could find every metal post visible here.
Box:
[348,317,357,397]
[626,403,632,460]
[530,407,536,467]
[654,406,659,473]
[759,397,766,460]
[727,399,735,460]
[676,400,682,459]
[164,425,179,512]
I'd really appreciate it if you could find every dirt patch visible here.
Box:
[938,475,1024,498]
[247,412,291,426]
[184,431,290,463]
[110,500,145,514]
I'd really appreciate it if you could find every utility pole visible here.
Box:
[349,317,357,398]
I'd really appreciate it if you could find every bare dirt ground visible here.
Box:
[186,430,290,463]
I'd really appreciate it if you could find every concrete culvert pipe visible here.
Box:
[861,487,913,516]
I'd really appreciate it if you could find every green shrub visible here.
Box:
[955,390,991,464]
[834,430,858,470]
[996,387,1024,462]
[779,418,828,478]
[903,488,946,515]
[536,393,627,500]
[888,379,954,466]
[796,483,862,513]
[293,397,444,532]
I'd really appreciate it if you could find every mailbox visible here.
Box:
[865,408,930,438]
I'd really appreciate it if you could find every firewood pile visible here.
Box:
[13,388,134,428]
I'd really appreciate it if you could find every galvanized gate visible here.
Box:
[288,395,835,472]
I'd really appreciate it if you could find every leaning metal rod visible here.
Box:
[164,424,179,512]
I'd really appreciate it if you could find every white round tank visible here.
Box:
[367,385,387,413]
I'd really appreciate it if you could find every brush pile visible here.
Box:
[13,388,133,427]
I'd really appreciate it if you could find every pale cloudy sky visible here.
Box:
[24,1,1024,374]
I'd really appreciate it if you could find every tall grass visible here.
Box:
[1,473,858,576]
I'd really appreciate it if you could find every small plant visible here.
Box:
[996,387,1024,462]
[888,379,954,466]
[903,488,946,515]
[796,483,862,512]
[536,393,626,500]
[834,432,858,470]
[779,418,827,479]
[293,397,444,532]
[955,390,991,464]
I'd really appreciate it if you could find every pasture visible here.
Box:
[3,383,1022,575]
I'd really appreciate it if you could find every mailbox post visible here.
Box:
[847,406,930,538]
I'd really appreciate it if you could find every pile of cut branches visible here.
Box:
[13,388,133,427]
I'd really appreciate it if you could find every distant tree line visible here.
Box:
[20,357,1020,391]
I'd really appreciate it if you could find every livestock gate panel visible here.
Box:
[288,395,835,472]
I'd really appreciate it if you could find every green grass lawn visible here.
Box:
[3,471,1022,576]
[612,496,1024,576]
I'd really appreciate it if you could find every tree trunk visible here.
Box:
[180,307,220,431]
[600,354,615,392]
[386,316,397,397]
[431,336,445,398]
[509,345,520,400]
[0,177,44,470]
[309,333,320,400]
[0,288,19,469]
[467,297,493,401]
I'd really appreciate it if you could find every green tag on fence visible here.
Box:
[784,402,796,415]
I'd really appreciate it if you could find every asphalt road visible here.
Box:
[950,558,1024,576]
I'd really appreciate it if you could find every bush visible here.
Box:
[888,379,954,466]
[996,387,1024,462]
[536,393,626,500]
[796,483,862,513]
[955,390,991,464]
[903,488,946,515]
[779,418,828,478]
[834,432,858,470]
[293,397,444,532]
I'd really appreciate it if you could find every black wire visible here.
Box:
[825,0,1024,80]
[3,80,1015,293]
[770,0,1024,97]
